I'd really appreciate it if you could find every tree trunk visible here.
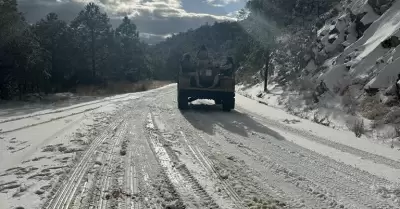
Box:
[19,84,23,100]
[51,39,56,82]
[91,29,96,78]
[264,50,270,92]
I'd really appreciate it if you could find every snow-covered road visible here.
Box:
[0,84,399,209]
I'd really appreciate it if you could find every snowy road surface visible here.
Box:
[0,84,399,209]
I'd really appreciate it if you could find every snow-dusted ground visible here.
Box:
[236,92,400,181]
[1,84,400,209]
[237,82,400,148]
[0,85,172,209]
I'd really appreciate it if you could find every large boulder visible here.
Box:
[381,36,400,48]
[350,12,370,38]
[355,21,371,39]
[368,0,395,15]
[328,34,338,44]
[328,26,340,35]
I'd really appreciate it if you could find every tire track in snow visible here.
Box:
[179,131,244,208]
[146,112,221,209]
[131,126,166,209]
[130,165,140,209]
[0,94,135,124]
[205,110,399,209]
[75,152,104,209]
[239,107,400,170]
[152,89,288,209]
[122,131,141,209]
[97,120,128,209]
[0,93,149,135]
[214,123,344,208]
[0,84,173,127]
[124,140,134,209]
[43,117,125,209]
[0,106,103,134]
[182,111,312,208]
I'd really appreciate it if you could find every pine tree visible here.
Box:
[71,3,111,80]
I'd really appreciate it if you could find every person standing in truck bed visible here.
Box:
[197,45,210,70]
[180,53,201,87]
[180,53,193,74]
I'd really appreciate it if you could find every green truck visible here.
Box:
[177,58,235,111]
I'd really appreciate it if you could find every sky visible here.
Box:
[17,0,246,44]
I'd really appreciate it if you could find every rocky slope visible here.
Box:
[238,0,400,145]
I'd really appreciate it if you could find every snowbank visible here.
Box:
[235,94,400,183]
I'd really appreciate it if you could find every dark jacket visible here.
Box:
[221,59,235,76]
[180,57,193,73]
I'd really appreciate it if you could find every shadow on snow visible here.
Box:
[180,103,285,141]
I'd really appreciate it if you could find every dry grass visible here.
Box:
[360,95,390,120]
[75,80,171,96]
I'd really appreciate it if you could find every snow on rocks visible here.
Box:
[311,0,400,93]
[342,0,400,89]
[238,0,400,156]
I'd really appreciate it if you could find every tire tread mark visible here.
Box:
[44,118,125,209]
[239,107,400,169]
[146,112,221,209]
[179,131,244,207]
[0,106,102,134]
[98,121,127,209]
[0,94,136,124]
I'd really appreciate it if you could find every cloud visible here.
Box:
[17,0,239,43]
[139,32,172,45]
[206,0,241,7]
[18,0,86,22]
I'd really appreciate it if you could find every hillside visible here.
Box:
[148,21,258,80]
[237,0,400,147]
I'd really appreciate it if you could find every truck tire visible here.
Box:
[178,90,189,110]
[222,97,235,112]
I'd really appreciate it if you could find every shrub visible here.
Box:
[342,91,358,115]
[360,96,389,120]
[347,118,364,138]
[382,107,400,124]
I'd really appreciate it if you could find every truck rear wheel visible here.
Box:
[222,97,235,112]
[178,90,189,110]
